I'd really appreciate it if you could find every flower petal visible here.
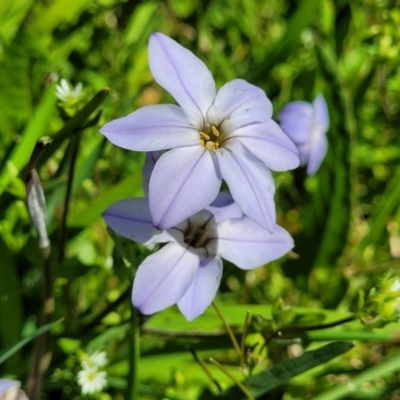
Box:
[278,101,313,145]
[0,379,20,394]
[177,257,222,320]
[149,146,222,229]
[217,141,275,232]
[100,104,198,151]
[149,33,216,124]
[307,135,328,175]
[206,192,243,222]
[207,79,273,133]
[227,120,299,171]
[217,219,294,269]
[102,198,154,243]
[132,242,200,315]
[142,151,162,196]
[313,95,329,135]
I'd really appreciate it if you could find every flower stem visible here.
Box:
[58,134,80,263]
[209,358,255,400]
[212,301,242,358]
[127,305,140,400]
[189,347,221,392]
[240,310,251,372]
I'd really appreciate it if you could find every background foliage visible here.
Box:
[1,0,400,399]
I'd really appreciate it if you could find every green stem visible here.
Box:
[240,311,250,372]
[127,306,140,400]
[189,347,221,392]
[209,358,255,400]
[212,301,242,358]
[58,134,80,263]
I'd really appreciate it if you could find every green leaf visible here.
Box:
[0,86,56,197]
[0,238,23,372]
[0,319,63,365]
[214,341,353,399]
[0,0,35,44]
[38,88,109,169]
[357,164,400,255]
[312,349,400,400]
[67,171,143,227]
[251,0,320,81]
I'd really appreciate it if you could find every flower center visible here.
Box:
[185,224,210,249]
[181,211,218,258]
[200,125,221,150]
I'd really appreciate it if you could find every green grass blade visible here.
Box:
[215,341,353,399]
[0,86,56,197]
[0,319,63,365]
[312,351,400,400]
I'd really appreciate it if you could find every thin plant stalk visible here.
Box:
[212,301,242,358]
[209,358,255,400]
[58,134,81,263]
[189,347,222,392]
[240,311,250,371]
[127,305,140,400]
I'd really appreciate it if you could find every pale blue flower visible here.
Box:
[101,33,299,232]
[279,95,329,175]
[0,379,29,400]
[103,191,294,321]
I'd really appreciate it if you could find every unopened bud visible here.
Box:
[27,169,49,250]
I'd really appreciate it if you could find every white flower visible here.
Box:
[81,352,107,369]
[55,79,83,102]
[77,367,107,395]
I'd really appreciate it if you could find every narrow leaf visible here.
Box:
[215,341,353,399]
[0,319,63,365]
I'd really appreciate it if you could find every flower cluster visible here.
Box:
[100,33,329,320]
[77,352,108,396]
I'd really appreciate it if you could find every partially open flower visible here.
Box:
[103,192,294,320]
[279,95,329,175]
[101,33,299,232]
[0,379,29,400]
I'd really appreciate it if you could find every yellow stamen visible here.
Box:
[200,132,210,140]
[212,126,220,137]
[206,141,219,150]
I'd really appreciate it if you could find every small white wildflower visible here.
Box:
[81,352,107,369]
[55,79,83,102]
[77,367,107,395]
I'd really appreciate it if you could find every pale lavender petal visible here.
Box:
[216,141,275,232]
[177,257,222,320]
[217,219,294,269]
[102,198,154,243]
[100,104,198,151]
[149,146,222,229]
[297,142,311,166]
[145,230,180,245]
[207,79,273,133]
[0,379,20,394]
[313,95,329,135]
[207,192,243,222]
[278,101,313,145]
[307,135,328,175]
[149,33,216,124]
[142,151,162,196]
[227,120,299,171]
[132,242,200,315]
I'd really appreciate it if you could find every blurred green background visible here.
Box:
[1,0,400,399]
